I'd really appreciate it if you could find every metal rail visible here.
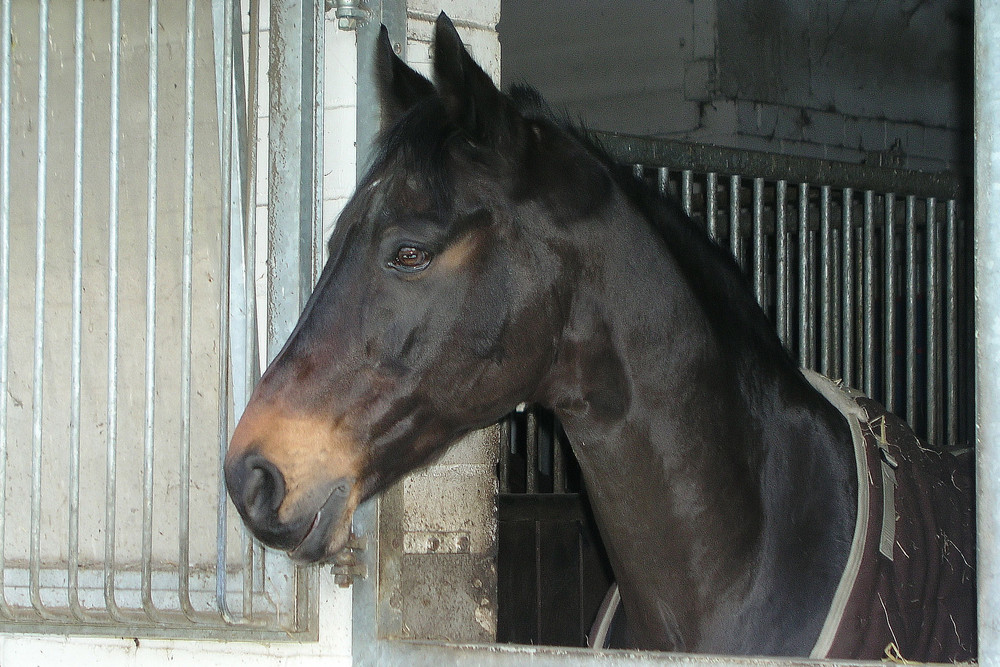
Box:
[592,131,972,448]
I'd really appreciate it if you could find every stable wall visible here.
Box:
[500,0,970,173]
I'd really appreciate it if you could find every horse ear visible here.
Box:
[432,12,520,147]
[375,25,435,128]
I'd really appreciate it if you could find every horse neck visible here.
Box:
[539,195,857,653]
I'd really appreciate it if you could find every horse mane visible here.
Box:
[507,84,796,374]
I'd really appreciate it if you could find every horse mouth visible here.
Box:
[288,478,358,563]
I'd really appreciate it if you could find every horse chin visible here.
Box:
[287,479,361,563]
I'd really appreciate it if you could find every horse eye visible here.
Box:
[391,246,431,272]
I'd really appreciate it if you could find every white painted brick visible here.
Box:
[324,18,358,109]
[408,0,500,29]
[323,105,358,202]
[241,0,270,33]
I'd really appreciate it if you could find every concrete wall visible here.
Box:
[500,0,972,173]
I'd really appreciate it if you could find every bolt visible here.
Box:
[427,536,440,552]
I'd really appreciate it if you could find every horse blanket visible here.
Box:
[806,371,975,662]
[590,372,976,661]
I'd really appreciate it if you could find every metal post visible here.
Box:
[975,1,1000,663]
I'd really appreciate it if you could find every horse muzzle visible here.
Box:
[224,397,364,563]
[224,450,359,561]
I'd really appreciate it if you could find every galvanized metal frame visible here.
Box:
[975,2,1000,665]
[0,0,314,640]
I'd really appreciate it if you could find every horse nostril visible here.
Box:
[240,455,286,523]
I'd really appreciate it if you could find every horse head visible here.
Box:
[224,13,609,562]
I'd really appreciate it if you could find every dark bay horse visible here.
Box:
[225,13,975,659]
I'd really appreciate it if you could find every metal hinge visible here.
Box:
[326,0,370,31]
[330,534,368,587]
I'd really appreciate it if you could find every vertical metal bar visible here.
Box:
[729,174,742,268]
[0,0,12,621]
[819,185,832,377]
[216,0,236,623]
[706,172,719,241]
[242,0,263,623]
[798,183,810,368]
[863,191,876,398]
[104,0,124,621]
[842,188,854,388]
[925,198,940,444]
[552,425,567,494]
[905,195,917,424]
[632,163,643,181]
[681,169,692,216]
[656,167,668,196]
[141,0,161,622]
[68,0,87,621]
[974,3,1000,657]
[752,177,765,307]
[946,200,958,447]
[29,0,53,619]
[884,193,897,413]
[499,418,511,493]
[525,409,538,494]
[775,180,789,346]
[177,0,197,622]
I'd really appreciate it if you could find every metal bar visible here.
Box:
[798,183,810,368]
[68,0,87,621]
[946,200,958,447]
[681,169,692,216]
[104,0,124,621]
[974,2,1000,659]
[729,175,741,268]
[526,409,538,494]
[841,188,854,388]
[656,167,668,197]
[819,185,832,376]
[752,177,765,307]
[177,0,198,622]
[0,0,12,621]
[29,0,54,620]
[242,0,263,623]
[216,0,236,623]
[905,195,917,424]
[141,0,162,622]
[593,130,961,200]
[706,172,719,241]
[775,180,789,346]
[863,191,876,399]
[552,424,567,494]
[884,193,897,413]
[807,197,817,370]
[925,198,939,444]
[499,418,511,493]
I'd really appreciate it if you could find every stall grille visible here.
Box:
[0,0,313,639]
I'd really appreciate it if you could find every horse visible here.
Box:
[224,13,975,660]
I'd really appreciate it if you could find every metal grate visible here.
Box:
[0,0,311,639]
[598,132,971,448]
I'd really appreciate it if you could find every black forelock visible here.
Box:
[368,96,460,215]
